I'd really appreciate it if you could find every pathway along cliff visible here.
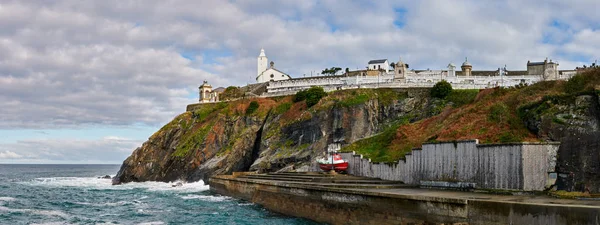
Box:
[114,68,600,194]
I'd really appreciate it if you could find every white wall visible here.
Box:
[368,60,389,73]
[258,68,291,83]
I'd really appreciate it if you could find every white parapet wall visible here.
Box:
[339,140,560,191]
[263,72,555,98]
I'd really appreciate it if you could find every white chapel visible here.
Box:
[256,48,292,83]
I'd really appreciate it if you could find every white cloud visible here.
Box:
[0,151,21,159]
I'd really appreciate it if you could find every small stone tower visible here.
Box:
[199,80,213,103]
[394,57,407,80]
[257,48,268,78]
[461,57,472,76]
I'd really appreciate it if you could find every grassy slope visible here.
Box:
[344,68,600,163]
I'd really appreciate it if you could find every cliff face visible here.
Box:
[114,89,437,184]
[114,68,600,193]
[113,101,268,184]
[521,93,600,192]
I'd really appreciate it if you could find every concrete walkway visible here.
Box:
[234,172,600,208]
[213,172,600,224]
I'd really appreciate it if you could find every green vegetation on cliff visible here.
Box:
[342,68,600,163]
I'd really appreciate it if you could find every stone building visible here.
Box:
[393,58,408,80]
[198,81,219,103]
[527,58,559,80]
[461,58,472,76]
[256,49,292,83]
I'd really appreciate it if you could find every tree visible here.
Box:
[321,67,342,76]
[345,68,350,74]
[431,80,453,98]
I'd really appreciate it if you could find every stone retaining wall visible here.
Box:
[210,175,599,225]
[340,140,559,191]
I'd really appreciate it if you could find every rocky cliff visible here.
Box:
[115,68,600,193]
[521,92,600,192]
[114,88,439,184]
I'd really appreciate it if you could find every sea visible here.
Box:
[0,164,320,225]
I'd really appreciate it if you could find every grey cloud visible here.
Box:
[0,0,598,130]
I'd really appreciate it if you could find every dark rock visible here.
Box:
[522,94,600,192]
[113,89,438,185]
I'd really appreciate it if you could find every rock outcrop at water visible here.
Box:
[114,89,437,184]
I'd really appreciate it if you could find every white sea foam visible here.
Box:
[21,176,209,193]
[180,194,231,202]
[73,200,135,207]
[0,197,16,202]
[0,206,69,218]
[137,222,164,225]
[30,223,77,225]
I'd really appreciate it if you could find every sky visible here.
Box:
[0,0,599,164]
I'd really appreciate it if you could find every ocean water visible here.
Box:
[0,164,320,225]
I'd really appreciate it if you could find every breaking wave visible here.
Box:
[21,176,209,193]
[180,194,231,202]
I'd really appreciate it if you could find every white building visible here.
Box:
[198,81,219,103]
[368,59,390,73]
[256,49,292,83]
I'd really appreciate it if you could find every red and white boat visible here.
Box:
[317,153,348,172]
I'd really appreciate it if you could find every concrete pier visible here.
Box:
[210,172,600,225]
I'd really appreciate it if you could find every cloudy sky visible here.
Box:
[1,0,598,164]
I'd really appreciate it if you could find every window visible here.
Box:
[270,74,274,78]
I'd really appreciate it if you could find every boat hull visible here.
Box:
[319,162,349,172]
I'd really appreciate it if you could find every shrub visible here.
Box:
[499,131,522,143]
[489,103,509,122]
[338,94,370,107]
[305,86,327,107]
[274,102,292,114]
[245,101,259,115]
[446,89,479,107]
[220,86,243,100]
[293,89,307,102]
[294,86,327,107]
[431,80,453,98]
[564,74,586,95]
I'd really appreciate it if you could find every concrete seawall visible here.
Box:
[341,140,559,191]
[210,173,600,225]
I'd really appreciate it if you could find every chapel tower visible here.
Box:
[257,48,268,77]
